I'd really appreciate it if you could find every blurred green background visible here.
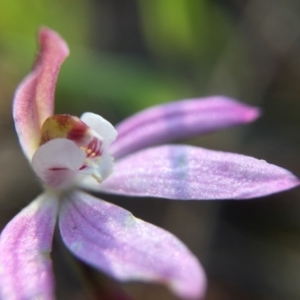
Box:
[1,0,300,299]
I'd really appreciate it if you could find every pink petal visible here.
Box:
[59,191,206,299]
[0,193,58,300]
[13,27,69,159]
[97,145,299,199]
[110,96,260,159]
[32,139,85,189]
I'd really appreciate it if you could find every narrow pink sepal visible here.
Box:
[59,191,206,299]
[110,96,260,159]
[13,27,69,159]
[0,193,58,300]
[97,145,299,200]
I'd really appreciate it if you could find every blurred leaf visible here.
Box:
[57,48,193,116]
[137,0,232,63]
[0,0,205,120]
[0,0,90,56]
[138,0,196,58]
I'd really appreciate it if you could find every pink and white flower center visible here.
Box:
[32,113,117,189]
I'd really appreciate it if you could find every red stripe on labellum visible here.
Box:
[67,121,89,142]
[86,137,103,157]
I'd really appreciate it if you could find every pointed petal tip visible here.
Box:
[38,26,70,59]
[243,106,260,122]
[168,262,207,300]
[219,96,261,123]
[273,175,300,195]
[239,162,300,199]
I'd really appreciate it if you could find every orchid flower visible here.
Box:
[0,27,298,300]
